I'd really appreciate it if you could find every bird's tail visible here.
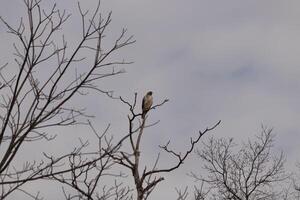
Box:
[142,112,146,119]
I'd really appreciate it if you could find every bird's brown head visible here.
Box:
[147,91,153,95]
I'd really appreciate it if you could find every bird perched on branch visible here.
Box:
[142,91,153,119]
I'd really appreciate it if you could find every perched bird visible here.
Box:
[142,91,153,119]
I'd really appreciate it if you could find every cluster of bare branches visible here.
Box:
[0,1,221,199]
[0,0,134,199]
[290,162,300,199]
[189,126,289,200]
[108,93,220,200]
[176,183,210,200]
[51,122,134,200]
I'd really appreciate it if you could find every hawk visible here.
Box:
[142,91,153,119]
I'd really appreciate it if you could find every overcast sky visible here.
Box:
[1,0,300,199]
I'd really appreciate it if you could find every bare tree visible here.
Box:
[0,1,221,200]
[0,0,134,199]
[191,126,288,200]
[107,93,220,200]
[290,162,300,200]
